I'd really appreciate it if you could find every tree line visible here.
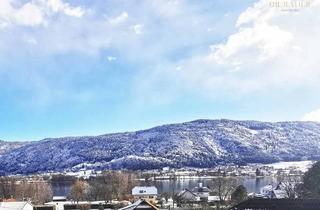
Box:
[2,162,320,206]
[69,170,137,202]
[0,177,52,204]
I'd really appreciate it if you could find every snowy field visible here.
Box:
[265,160,315,172]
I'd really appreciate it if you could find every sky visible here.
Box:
[0,0,320,141]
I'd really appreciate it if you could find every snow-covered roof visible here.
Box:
[272,189,288,199]
[0,202,33,210]
[192,186,211,193]
[132,186,158,196]
[260,184,273,194]
[177,189,197,197]
[208,196,220,202]
[119,200,158,210]
[52,196,67,201]
[177,189,200,201]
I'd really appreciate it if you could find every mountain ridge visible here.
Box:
[1,119,320,175]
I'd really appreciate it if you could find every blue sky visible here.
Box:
[0,0,320,141]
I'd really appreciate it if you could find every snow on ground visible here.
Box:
[265,160,315,172]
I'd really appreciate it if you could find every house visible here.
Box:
[44,201,68,210]
[271,189,288,199]
[176,189,200,205]
[255,184,288,199]
[52,196,67,202]
[0,202,33,210]
[132,186,157,203]
[259,184,273,197]
[208,195,220,203]
[229,198,320,210]
[119,200,159,210]
[191,183,211,200]
[44,201,113,210]
[162,167,170,172]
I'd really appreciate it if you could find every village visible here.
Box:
[0,182,301,210]
[0,161,315,210]
[56,160,311,180]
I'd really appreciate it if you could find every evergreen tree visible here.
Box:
[298,161,320,198]
[231,185,248,204]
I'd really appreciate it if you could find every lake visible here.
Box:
[52,176,278,196]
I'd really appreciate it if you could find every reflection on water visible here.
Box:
[52,181,73,196]
[52,176,278,196]
[142,176,277,194]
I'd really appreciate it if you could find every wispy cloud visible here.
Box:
[303,109,320,122]
[0,0,319,113]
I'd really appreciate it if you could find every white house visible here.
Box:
[132,186,158,203]
[191,183,211,200]
[255,184,288,199]
[208,195,220,203]
[45,200,111,210]
[52,196,67,202]
[0,202,33,210]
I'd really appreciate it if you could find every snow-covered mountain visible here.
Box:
[1,119,320,175]
[0,140,27,155]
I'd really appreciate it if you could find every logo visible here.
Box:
[268,0,312,11]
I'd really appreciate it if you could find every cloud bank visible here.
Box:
[0,0,319,121]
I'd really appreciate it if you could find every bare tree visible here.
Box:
[16,179,52,204]
[87,178,109,201]
[78,204,91,210]
[87,171,137,201]
[0,177,17,199]
[70,180,87,203]
[209,176,238,210]
[33,180,53,204]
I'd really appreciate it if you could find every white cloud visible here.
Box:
[0,0,45,27]
[211,24,293,64]
[159,0,320,96]
[303,109,320,122]
[236,0,276,27]
[107,56,117,61]
[132,24,144,34]
[16,3,44,26]
[46,0,85,17]
[108,12,128,24]
[0,0,85,28]
[1,0,320,107]
[211,0,294,65]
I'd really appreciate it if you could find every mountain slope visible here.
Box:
[1,119,320,174]
[0,140,28,156]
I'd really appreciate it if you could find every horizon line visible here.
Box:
[1,118,318,143]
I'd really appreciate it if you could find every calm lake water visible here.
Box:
[52,176,278,196]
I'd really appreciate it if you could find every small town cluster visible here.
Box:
[1,161,320,210]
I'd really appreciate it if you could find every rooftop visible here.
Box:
[229,199,320,210]
[0,202,32,210]
[132,186,158,196]
[119,200,158,210]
